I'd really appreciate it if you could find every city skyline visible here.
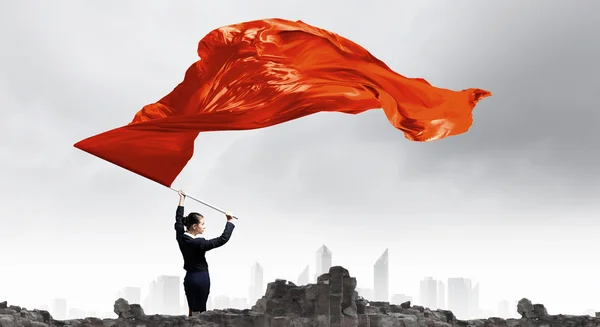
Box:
[249,262,264,306]
[437,280,446,309]
[314,245,332,282]
[143,275,180,315]
[447,277,473,319]
[373,249,389,302]
[2,0,599,321]
[419,277,438,309]
[31,245,530,320]
[297,265,309,286]
[117,287,141,306]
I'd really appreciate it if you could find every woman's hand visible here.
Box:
[178,189,186,206]
[225,212,234,222]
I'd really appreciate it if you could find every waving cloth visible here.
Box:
[74,18,491,187]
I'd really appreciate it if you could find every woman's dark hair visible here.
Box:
[183,212,204,230]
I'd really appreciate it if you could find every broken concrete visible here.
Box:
[1,266,598,327]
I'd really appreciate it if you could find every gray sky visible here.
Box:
[1,0,599,319]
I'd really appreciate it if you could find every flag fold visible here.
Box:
[74,18,491,187]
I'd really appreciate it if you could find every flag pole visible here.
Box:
[168,187,239,220]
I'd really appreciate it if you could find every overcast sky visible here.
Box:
[1,0,599,320]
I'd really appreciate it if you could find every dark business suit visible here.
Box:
[174,206,235,313]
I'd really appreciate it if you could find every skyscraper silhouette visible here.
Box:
[373,248,389,302]
[249,262,264,306]
[356,288,374,300]
[497,300,509,318]
[144,275,180,315]
[68,308,85,319]
[419,277,438,309]
[297,265,309,286]
[315,245,332,281]
[181,296,188,315]
[470,283,480,318]
[117,286,141,305]
[213,295,230,309]
[206,296,213,311]
[447,278,471,319]
[437,280,446,309]
[50,298,67,321]
[231,297,248,309]
[391,294,412,304]
[163,275,180,315]
[583,309,596,316]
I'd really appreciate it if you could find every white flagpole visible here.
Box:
[169,187,239,220]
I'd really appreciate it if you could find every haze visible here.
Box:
[1,0,598,320]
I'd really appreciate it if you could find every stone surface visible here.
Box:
[517,298,535,319]
[1,266,598,327]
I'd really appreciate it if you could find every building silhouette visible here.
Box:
[249,262,264,306]
[162,275,181,314]
[213,295,230,309]
[479,308,495,318]
[315,245,332,281]
[447,278,471,319]
[144,275,180,315]
[437,280,446,309]
[50,298,67,321]
[391,294,412,304]
[297,265,309,286]
[470,283,480,318]
[419,277,438,309]
[373,248,389,302]
[497,300,509,318]
[181,296,188,314]
[117,286,141,305]
[231,297,248,309]
[68,308,86,319]
[583,309,596,316]
[356,288,374,300]
[206,296,213,311]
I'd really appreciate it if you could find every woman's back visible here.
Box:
[177,224,235,272]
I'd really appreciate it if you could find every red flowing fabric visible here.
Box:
[74,18,491,187]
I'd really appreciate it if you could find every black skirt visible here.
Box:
[183,270,211,313]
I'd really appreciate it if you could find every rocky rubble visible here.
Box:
[1,266,599,327]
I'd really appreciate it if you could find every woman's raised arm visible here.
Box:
[174,190,186,240]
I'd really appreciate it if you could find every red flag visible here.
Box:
[74,18,491,187]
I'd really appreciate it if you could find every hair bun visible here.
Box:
[182,216,188,225]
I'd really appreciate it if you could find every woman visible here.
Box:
[174,189,235,317]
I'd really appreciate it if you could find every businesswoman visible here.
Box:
[174,189,235,317]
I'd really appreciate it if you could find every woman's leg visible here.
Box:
[197,271,211,312]
[188,271,211,314]
[183,275,195,317]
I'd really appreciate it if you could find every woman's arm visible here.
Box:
[191,215,235,250]
[174,190,186,240]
